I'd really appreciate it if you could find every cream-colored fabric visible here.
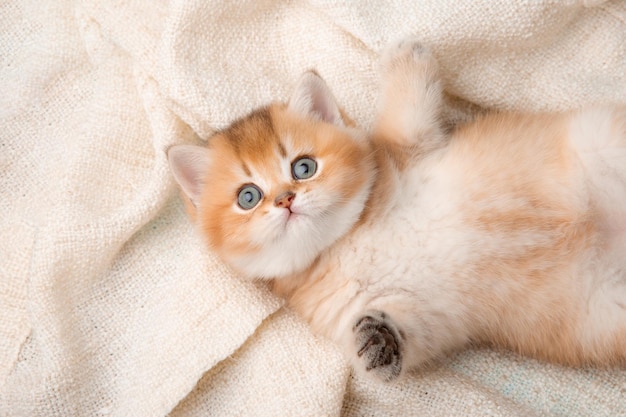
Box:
[1,1,625,416]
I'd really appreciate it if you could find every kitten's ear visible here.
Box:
[288,71,344,126]
[167,144,211,207]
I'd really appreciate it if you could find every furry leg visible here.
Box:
[374,36,444,151]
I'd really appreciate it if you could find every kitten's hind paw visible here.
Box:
[381,35,437,76]
[353,311,403,382]
[376,36,443,148]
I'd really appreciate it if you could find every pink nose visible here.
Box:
[275,191,295,209]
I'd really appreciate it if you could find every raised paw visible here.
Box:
[353,311,403,382]
[381,35,437,76]
[375,36,444,148]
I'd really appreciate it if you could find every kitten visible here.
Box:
[168,37,626,382]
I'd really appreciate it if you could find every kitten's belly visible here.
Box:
[336,163,478,299]
[321,144,605,342]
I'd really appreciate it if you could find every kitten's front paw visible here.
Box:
[353,311,403,382]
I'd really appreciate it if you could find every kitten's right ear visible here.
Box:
[288,71,344,126]
[167,144,211,207]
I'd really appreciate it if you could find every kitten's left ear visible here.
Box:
[167,144,211,207]
[288,71,344,126]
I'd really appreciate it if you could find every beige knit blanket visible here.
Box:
[2,1,625,416]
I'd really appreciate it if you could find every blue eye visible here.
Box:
[237,184,263,209]
[292,157,317,180]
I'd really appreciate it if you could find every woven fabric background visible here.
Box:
[1,1,625,416]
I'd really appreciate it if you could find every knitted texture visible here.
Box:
[1,1,624,416]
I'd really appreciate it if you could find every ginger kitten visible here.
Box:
[168,37,626,382]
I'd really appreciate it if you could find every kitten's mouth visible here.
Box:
[282,207,304,228]
[286,209,299,219]
[284,204,303,216]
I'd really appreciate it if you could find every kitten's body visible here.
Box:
[168,38,626,381]
[275,108,626,376]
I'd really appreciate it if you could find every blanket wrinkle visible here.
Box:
[0,222,34,388]
[1,0,625,416]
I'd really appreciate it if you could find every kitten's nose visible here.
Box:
[274,191,295,209]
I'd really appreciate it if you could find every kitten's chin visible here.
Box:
[228,248,319,280]
[228,182,374,279]
[227,222,333,279]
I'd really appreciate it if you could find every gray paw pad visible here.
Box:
[354,311,403,381]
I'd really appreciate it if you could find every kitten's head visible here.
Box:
[168,72,375,279]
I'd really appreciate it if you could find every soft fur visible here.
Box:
[168,37,626,382]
